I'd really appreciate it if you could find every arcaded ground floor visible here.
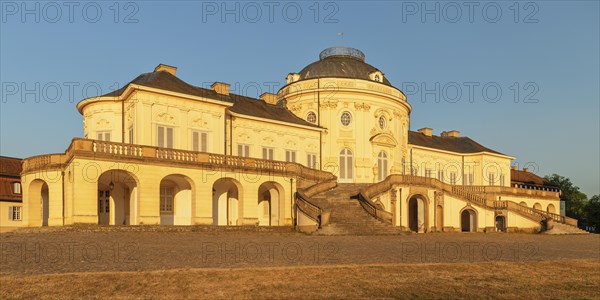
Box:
[1,226,599,299]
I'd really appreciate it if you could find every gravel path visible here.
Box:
[1,226,598,275]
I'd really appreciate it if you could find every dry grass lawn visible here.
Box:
[2,259,599,299]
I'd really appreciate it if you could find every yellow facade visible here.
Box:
[11,48,570,233]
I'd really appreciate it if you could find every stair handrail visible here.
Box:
[295,177,338,228]
[359,174,576,226]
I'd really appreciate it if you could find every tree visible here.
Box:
[587,195,600,233]
[544,174,588,225]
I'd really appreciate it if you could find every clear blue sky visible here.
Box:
[1,1,598,196]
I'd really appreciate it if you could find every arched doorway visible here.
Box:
[257,182,284,226]
[29,179,49,226]
[547,204,556,214]
[212,178,242,226]
[533,203,542,210]
[435,205,443,230]
[339,148,353,183]
[408,195,427,233]
[495,215,506,232]
[461,208,477,232]
[160,174,194,225]
[377,151,388,182]
[97,170,138,225]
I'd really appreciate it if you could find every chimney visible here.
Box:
[260,92,278,105]
[523,168,529,173]
[154,64,177,76]
[211,82,230,96]
[441,130,460,138]
[417,127,433,137]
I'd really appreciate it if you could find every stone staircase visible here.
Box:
[309,184,403,235]
[543,222,590,235]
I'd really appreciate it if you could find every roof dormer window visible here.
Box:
[369,71,384,82]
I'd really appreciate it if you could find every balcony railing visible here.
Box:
[22,139,335,183]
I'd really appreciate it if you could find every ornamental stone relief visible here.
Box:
[96,119,110,128]
[354,102,371,112]
[156,112,175,124]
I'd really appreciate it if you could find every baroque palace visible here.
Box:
[12,47,578,233]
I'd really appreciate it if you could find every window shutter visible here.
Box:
[97,133,103,140]
[244,145,249,157]
[238,145,243,156]
[193,132,199,152]
[263,148,267,159]
[158,127,164,147]
[201,132,208,152]
[8,206,12,220]
[105,132,111,142]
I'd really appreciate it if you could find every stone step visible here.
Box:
[308,183,401,235]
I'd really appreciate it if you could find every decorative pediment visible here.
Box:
[263,136,274,145]
[96,119,110,128]
[237,132,251,143]
[285,140,297,148]
[191,117,208,128]
[156,112,175,124]
[370,133,398,148]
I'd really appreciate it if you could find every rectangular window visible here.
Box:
[307,153,317,169]
[238,144,250,157]
[12,182,21,194]
[97,131,111,141]
[157,126,174,148]
[193,131,208,152]
[465,173,474,185]
[438,170,444,182]
[488,173,496,186]
[8,206,22,221]
[262,147,274,160]
[425,169,434,178]
[160,187,174,212]
[500,174,505,186]
[285,150,296,163]
[128,127,134,144]
[450,173,457,185]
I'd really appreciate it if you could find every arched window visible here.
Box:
[378,151,388,181]
[340,111,352,126]
[306,112,317,124]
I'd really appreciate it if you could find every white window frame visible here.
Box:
[128,127,134,144]
[340,111,352,126]
[157,125,174,148]
[488,173,496,186]
[192,131,209,152]
[12,182,21,194]
[285,150,297,163]
[96,131,111,141]
[378,116,386,130]
[262,147,274,160]
[306,111,317,124]
[425,169,434,178]
[238,144,250,157]
[160,186,174,213]
[8,206,22,221]
[450,173,457,185]
[307,153,317,169]
[465,173,474,185]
